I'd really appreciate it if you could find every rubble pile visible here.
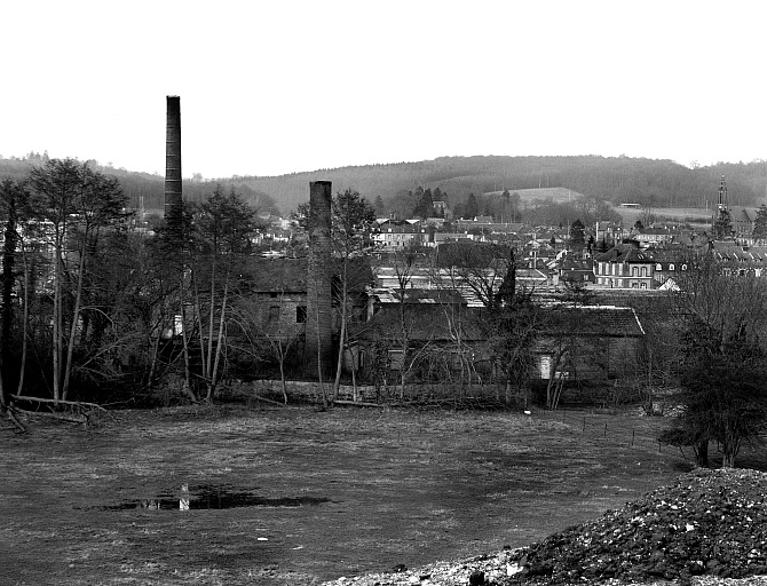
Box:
[510,468,767,585]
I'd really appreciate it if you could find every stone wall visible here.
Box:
[243,379,511,404]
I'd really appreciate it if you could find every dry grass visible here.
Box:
[613,206,713,225]
[0,406,697,585]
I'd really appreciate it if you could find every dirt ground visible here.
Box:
[0,405,696,585]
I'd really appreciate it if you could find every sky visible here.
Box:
[1,0,765,179]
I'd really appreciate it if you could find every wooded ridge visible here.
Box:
[3,154,766,216]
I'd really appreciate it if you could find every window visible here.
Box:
[268,306,280,322]
[641,267,648,277]
[632,267,638,276]
[388,349,404,370]
[681,264,687,271]
[640,282,648,289]
[656,263,662,271]
[669,263,675,271]
[296,305,307,323]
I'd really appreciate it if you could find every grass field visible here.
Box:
[613,205,714,225]
[483,187,585,206]
[0,405,719,585]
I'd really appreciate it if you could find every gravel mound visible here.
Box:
[324,469,767,586]
[508,468,767,585]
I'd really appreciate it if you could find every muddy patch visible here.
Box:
[88,484,331,511]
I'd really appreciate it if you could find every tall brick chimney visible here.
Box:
[305,181,334,379]
[164,95,183,240]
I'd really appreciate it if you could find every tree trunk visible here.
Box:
[180,290,196,402]
[333,278,348,400]
[52,232,63,404]
[192,275,208,385]
[1,194,17,402]
[351,352,358,402]
[695,440,709,467]
[206,258,216,394]
[278,346,288,405]
[332,263,349,399]
[207,275,229,402]
[145,323,162,393]
[15,246,29,397]
[62,238,88,401]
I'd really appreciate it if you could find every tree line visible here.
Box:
[0,159,286,411]
[7,154,765,224]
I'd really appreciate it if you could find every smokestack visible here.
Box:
[305,181,334,379]
[164,95,182,239]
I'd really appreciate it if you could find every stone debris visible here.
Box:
[509,468,767,585]
[323,549,521,586]
[323,469,767,586]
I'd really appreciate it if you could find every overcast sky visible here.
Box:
[1,1,764,178]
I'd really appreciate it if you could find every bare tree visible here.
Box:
[662,254,767,467]
[187,187,257,402]
[330,189,375,398]
[28,159,126,403]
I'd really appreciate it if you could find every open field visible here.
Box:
[483,187,585,206]
[613,205,714,225]
[0,405,736,586]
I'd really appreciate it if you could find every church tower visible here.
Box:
[712,175,733,240]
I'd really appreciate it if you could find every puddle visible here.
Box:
[92,484,331,511]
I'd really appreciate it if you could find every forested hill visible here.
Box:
[234,156,767,215]
[2,154,766,216]
[0,154,279,215]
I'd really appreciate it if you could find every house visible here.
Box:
[536,304,645,382]
[595,221,626,247]
[236,258,310,342]
[558,257,595,284]
[728,206,759,240]
[593,244,656,289]
[351,293,645,391]
[634,228,674,247]
[372,220,427,250]
[352,288,482,375]
[711,242,767,277]
[648,248,691,285]
[235,256,372,342]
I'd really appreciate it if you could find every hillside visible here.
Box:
[2,154,766,218]
[232,155,767,215]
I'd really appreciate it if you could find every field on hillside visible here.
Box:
[613,205,713,225]
[0,405,731,586]
[483,187,585,206]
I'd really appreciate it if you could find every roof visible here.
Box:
[435,241,509,268]
[538,304,645,337]
[355,301,644,343]
[594,245,655,264]
[560,257,594,271]
[241,256,373,293]
[354,302,483,342]
[383,288,466,305]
